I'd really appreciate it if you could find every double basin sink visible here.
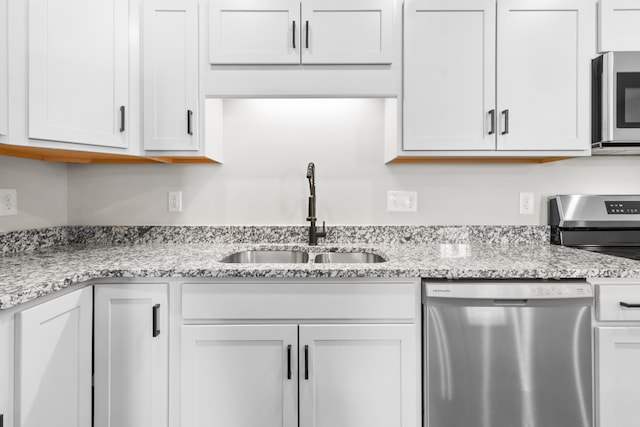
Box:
[221,249,387,264]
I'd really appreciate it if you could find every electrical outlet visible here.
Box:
[388,191,418,212]
[519,192,535,215]
[168,191,182,213]
[0,189,17,216]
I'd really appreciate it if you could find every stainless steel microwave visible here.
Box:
[592,52,640,150]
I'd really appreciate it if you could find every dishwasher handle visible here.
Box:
[493,299,528,306]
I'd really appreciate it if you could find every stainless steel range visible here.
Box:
[549,194,640,260]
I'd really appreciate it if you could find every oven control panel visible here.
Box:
[605,200,640,214]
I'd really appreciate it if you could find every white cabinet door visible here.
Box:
[403,0,496,151]
[496,0,594,151]
[0,0,7,136]
[28,0,129,148]
[143,0,199,151]
[299,324,417,427]
[94,284,168,427]
[209,0,300,64]
[301,0,393,64]
[15,288,92,427]
[181,325,298,427]
[599,0,640,52]
[596,327,640,427]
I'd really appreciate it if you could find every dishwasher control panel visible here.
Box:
[425,281,593,299]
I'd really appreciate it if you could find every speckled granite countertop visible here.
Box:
[1,225,640,310]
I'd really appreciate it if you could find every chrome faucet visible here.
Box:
[306,162,326,245]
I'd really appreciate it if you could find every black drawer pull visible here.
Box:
[119,106,125,132]
[187,110,193,135]
[501,109,509,135]
[620,302,640,308]
[488,109,496,135]
[305,21,309,49]
[287,345,292,380]
[292,21,296,49]
[304,345,309,380]
[152,304,160,337]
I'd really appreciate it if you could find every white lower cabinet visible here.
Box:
[181,325,299,427]
[593,279,640,427]
[14,288,93,427]
[181,323,416,427]
[596,327,640,427]
[179,279,420,427]
[299,324,415,427]
[93,284,169,427]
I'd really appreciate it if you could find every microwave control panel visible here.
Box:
[605,201,640,214]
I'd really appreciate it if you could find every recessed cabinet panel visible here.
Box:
[181,325,298,427]
[599,0,640,52]
[596,327,640,427]
[94,284,168,427]
[403,0,496,150]
[144,0,199,151]
[0,0,7,136]
[496,0,593,151]
[15,288,92,427]
[209,0,300,64]
[299,324,417,427]
[301,0,393,64]
[28,0,129,148]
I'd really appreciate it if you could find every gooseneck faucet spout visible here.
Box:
[306,162,326,245]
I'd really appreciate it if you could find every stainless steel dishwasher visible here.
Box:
[424,280,593,427]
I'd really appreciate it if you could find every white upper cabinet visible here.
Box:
[599,0,640,52]
[209,0,394,65]
[496,0,593,151]
[15,288,93,427]
[143,0,199,151]
[401,0,594,156]
[301,0,393,64]
[404,0,496,151]
[0,0,7,136]
[210,0,300,64]
[28,0,129,148]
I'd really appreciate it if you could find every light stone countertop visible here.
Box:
[2,240,640,310]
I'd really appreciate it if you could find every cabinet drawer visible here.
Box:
[181,280,418,321]
[598,285,640,321]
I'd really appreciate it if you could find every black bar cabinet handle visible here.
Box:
[152,304,160,337]
[119,106,125,132]
[292,21,296,49]
[304,345,309,380]
[620,302,640,308]
[501,109,509,135]
[287,345,292,379]
[305,21,309,49]
[488,109,495,135]
[187,110,193,135]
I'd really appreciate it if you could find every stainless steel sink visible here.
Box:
[313,252,387,264]
[220,250,309,263]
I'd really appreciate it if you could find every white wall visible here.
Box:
[63,98,640,226]
[0,155,68,231]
